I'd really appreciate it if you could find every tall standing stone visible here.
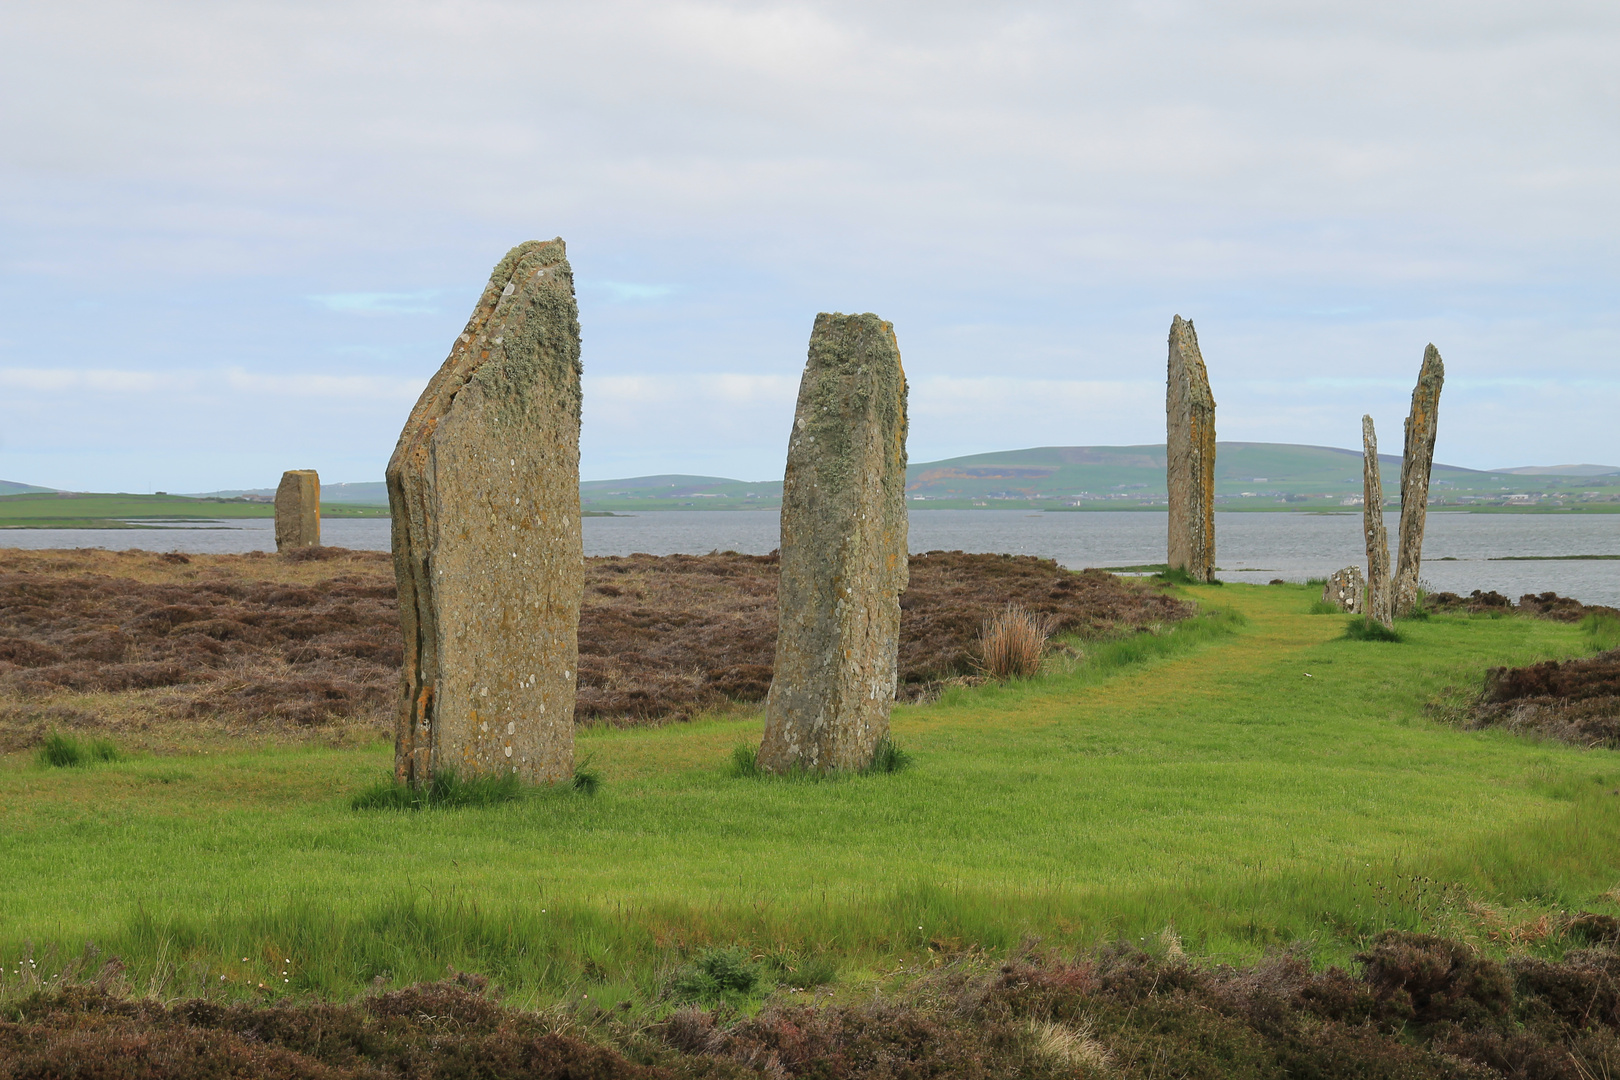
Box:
[758,313,908,774]
[274,470,320,551]
[387,239,583,787]
[1393,345,1445,616]
[1362,415,1394,629]
[1166,316,1216,583]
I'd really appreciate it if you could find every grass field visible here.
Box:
[2,582,1617,1010]
[0,492,388,528]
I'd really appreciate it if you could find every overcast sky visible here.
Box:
[1,0,1616,490]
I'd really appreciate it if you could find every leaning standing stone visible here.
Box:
[1166,315,1216,583]
[1393,345,1445,616]
[1362,415,1394,629]
[274,470,320,551]
[387,239,583,787]
[1323,566,1365,613]
[758,312,909,774]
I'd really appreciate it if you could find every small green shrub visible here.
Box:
[865,736,913,775]
[726,738,910,780]
[671,946,762,1005]
[1343,616,1402,643]
[352,769,528,811]
[727,743,762,778]
[1582,611,1620,652]
[572,756,602,796]
[767,950,839,989]
[1307,599,1342,615]
[36,732,121,768]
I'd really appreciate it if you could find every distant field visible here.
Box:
[0,492,388,529]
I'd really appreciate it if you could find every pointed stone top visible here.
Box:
[1168,315,1214,410]
[1421,343,1445,379]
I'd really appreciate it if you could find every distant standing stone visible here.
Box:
[1362,416,1394,629]
[274,470,320,551]
[758,312,909,774]
[1393,345,1445,616]
[1323,566,1365,613]
[1166,315,1216,583]
[387,239,584,787]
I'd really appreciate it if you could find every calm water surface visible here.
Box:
[7,511,1618,605]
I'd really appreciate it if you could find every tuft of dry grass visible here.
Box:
[976,604,1051,680]
[1026,1017,1113,1073]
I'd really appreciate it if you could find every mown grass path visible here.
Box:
[1,583,1616,1001]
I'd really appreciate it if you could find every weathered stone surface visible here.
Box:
[386,239,583,787]
[1393,344,1445,616]
[1362,415,1393,629]
[273,470,320,551]
[758,312,908,774]
[1166,315,1216,583]
[1323,566,1365,613]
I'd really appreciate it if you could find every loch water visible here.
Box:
[6,510,1619,606]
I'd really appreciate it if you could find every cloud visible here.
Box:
[308,291,443,315]
[0,367,182,393]
[223,368,425,399]
[581,281,678,303]
[1,0,1617,490]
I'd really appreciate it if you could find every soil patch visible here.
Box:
[0,547,1188,749]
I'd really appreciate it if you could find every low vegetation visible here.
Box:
[7,564,1620,1076]
[578,549,1188,721]
[18,931,1620,1078]
[0,547,1189,752]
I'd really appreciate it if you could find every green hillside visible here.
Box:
[0,480,55,497]
[0,492,388,529]
[6,444,1617,524]
[576,443,1620,512]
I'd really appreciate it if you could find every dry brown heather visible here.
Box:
[0,547,1188,751]
[1420,590,1620,750]
[15,930,1620,1079]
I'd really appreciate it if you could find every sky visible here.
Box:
[1,0,1616,491]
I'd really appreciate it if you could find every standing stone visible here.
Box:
[274,470,320,551]
[1166,315,1216,583]
[1323,566,1365,613]
[1362,415,1394,629]
[758,313,908,774]
[387,239,583,787]
[1393,345,1445,616]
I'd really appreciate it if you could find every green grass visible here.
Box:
[1343,615,1403,642]
[34,732,122,768]
[351,768,530,811]
[3,585,1619,1006]
[1583,611,1620,652]
[0,491,387,529]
